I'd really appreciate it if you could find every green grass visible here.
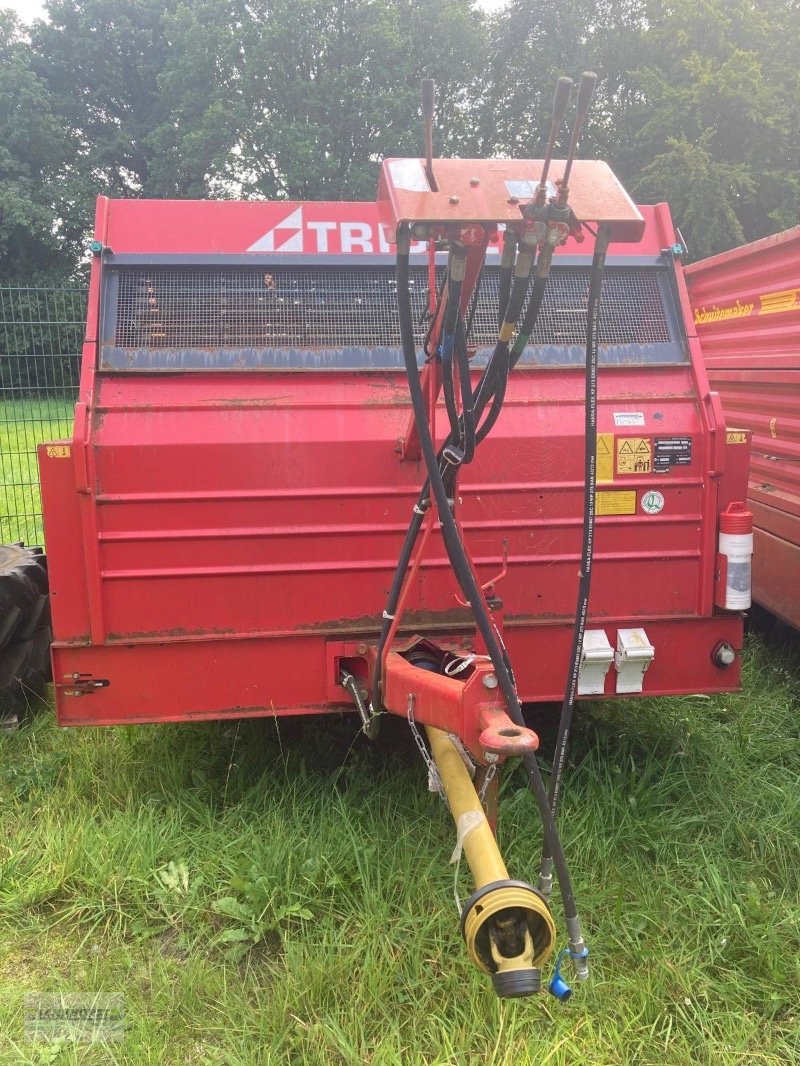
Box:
[0,629,798,1065]
[2,400,799,1061]
[0,398,74,544]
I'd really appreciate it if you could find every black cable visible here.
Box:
[423,267,448,360]
[464,262,485,340]
[453,315,476,463]
[370,321,499,711]
[472,248,534,446]
[372,248,548,712]
[496,230,516,330]
[512,268,551,369]
[439,249,476,462]
[440,261,465,441]
[540,223,611,873]
[370,501,427,714]
[395,231,580,925]
[477,262,553,445]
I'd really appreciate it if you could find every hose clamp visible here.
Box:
[442,444,464,467]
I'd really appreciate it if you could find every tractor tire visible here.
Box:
[0,544,52,722]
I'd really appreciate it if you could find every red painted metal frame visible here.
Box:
[377,158,645,242]
[374,642,540,763]
[686,227,800,628]
[96,197,667,258]
[38,197,749,735]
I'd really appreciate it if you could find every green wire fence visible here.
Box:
[0,286,87,544]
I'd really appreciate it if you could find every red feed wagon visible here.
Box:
[35,78,752,999]
[686,227,800,630]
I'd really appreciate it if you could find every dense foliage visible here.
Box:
[0,0,798,280]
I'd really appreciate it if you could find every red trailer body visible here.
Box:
[686,228,800,629]
[38,197,749,728]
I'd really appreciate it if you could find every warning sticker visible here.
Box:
[617,437,652,475]
[45,445,71,459]
[726,431,747,444]
[596,490,636,516]
[597,433,614,483]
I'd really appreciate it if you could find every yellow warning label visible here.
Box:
[596,490,636,516]
[726,431,747,444]
[597,433,614,483]
[45,445,71,459]
[616,437,651,475]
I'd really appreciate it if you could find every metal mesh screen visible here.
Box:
[1,287,85,544]
[116,267,412,350]
[114,266,672,355]
[485,269,670,346]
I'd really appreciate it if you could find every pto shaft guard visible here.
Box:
[425,725,556,998]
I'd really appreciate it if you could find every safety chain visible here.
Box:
[407,692,499,808]
[407,694,445,798]
[478,761,498,806]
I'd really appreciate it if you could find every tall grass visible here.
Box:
[0,627,797,1064]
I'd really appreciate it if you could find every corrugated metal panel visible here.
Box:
[686,228,800,627]
[685,226,800,370]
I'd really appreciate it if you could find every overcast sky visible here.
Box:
[5,0,510,24]
[6,0,45,20]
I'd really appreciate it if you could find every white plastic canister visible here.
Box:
[718,502,754,610]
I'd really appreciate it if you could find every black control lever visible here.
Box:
[558,71,597,205]
[535,76,573,206]
[421,78,437,191]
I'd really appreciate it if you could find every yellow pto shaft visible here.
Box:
[425,725,557,998]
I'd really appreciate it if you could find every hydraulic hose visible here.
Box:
[465,262,485,340]
[371,243,547,712]
[423,267,448,359]
[497,230,517,330]
[538,223,611,906]
[453,316,477,463]
[512,249,555,369]
[370,313,506,712]
[442,243,535,501]
[471,245,536,448]
[371,500,427,713]
[440,254,478,463]
[394,229,584,939]
[441,253,466,440]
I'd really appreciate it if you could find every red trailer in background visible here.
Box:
[686,229,800,630]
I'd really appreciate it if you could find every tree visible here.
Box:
[231,0,487,201]
[32,0,245,199]
[4,0,798,281]
[0,12,78,281]
[135,0,249,198]
[474,0,647,161]
[482,0,799,259]
[619,0,797,257]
